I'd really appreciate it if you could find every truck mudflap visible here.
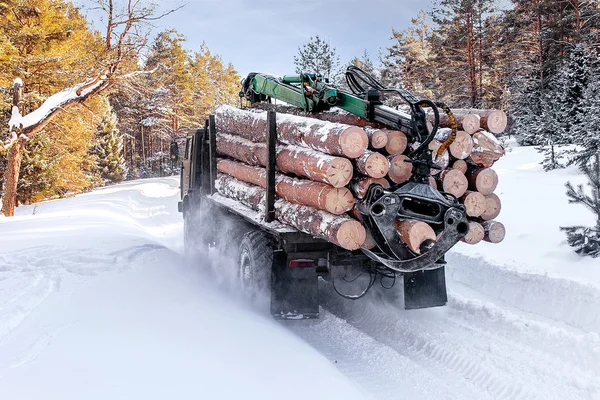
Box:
[403,266,448,310]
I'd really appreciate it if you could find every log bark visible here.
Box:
[462,221,485,245]
[215,105,368,158]
[431,109,507,134]
[215,173,366,250]
[449,130,474,160]
[468,167,498,195]
[460,191,486,217]
[355,150,389,178]
[388,155,413,184]
[216,133,353,188]
[430,111,480,134]
[364,126,388,149]
[438,169,468,198]
[384,130,408,155]
[470,131,505,167]
[216,159,355,215]
[452,159,468,174]
[351,177,390,199]
[482,220,506,243]
[481,193,501,221]
[395,219,436,254]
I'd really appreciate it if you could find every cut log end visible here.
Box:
[483,220,506,243]
[471,168,498,195]
[324,188,356,215]
[481,193,501,220]
[369,129,388,149]
[440,169,468,198]
[325,158,354,188]
[388,155,413,184]
[395,219,436,254]
[485,110,508,134]
[461,191,486,217]
[449,130,474,160]
[336,220,367,251]
[357,151,389,178]
[462,221,485,245]
[385,130,408,155]
[453,159,468,174]
[339,127,369,158]
[462,114,480,134]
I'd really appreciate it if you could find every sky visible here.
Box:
[79,0,434,78]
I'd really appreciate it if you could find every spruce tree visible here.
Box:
[94,108,126,184]
[294,35,341,81]
[561,156,600,257]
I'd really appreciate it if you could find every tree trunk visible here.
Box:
[395,219,436,254]
[216,133,353,188]
[468,167,498,195]
[215,105,368,158]
[215,173,366,250]
[482,220,506,243]
[469,131,504,167]
[462,221,485,245]
[355,150,389,178]
[438,169,468,198]
[2,79,24,217]
[216,158,355,214]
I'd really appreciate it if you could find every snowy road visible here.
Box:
[1,146,600,399]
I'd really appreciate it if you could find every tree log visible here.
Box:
[460,191,486,217]
[482,220,506,243]
[362,228,377,250]
[431,111,480,134]
[481,193,501,221]
[395,219,436,254]
[215,105,368,158]
[216,133,353,188]
[449,130,474,160]
[470,131,505,167]
[215,174,366,250]
[388,155,413,184]
[216,159,355,215]
[438,169,468,198]
[462,221,485,245]
[452,159,468,174]
[429,176,438,188]
[351,177,390,199]
[385,130,408,155]
[364,126,388,149]
[468,167,498,195]
[355,150,389,178]
[429,139,450,173]
[431,109,507,134]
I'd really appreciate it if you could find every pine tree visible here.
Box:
[294,35,341,81]
[337,50,375,90]
[94,104,126,184]
[561,155,600,257]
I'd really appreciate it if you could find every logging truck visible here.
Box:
[178,67,506,319]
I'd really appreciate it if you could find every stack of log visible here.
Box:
[212,104,506,253]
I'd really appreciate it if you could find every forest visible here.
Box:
[1,0,599,215]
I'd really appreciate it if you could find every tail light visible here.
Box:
[288,259,316,268]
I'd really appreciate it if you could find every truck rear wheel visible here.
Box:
[238,230,273,298]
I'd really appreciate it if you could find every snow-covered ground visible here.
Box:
[1,145,599,399]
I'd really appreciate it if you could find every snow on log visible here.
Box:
[462,221,485,245]
[395,219,436,254]
[216,159,355,215]
[470,131,505,167]
[449,130,474,160]
[481,193,502,221]
[452,159,468,174]
[355,150,389,178]
[364,126,388,149]
[351,177,390,199]
[215,174,366,250]
[388,154,413,184]
[215,105,368,158]
[429,139,450,173]
[468,167,498,195]
[460,191,486,217]
[216,133,353,188]
[482,220,506,243]
[438,169,468,198]
[384,130,408,155]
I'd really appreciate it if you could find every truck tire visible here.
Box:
[238,230,274,297]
